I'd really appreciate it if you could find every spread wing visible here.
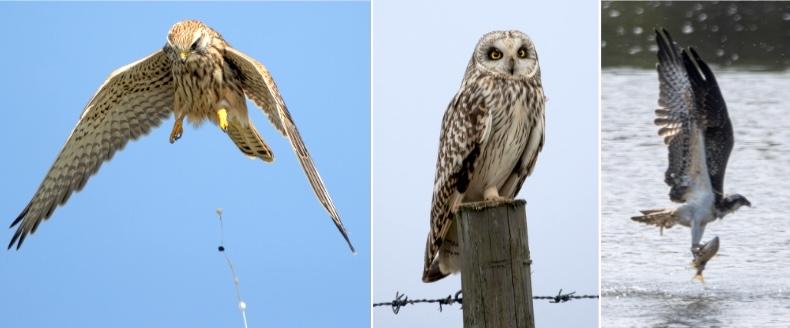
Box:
[654,28,698,203]
[423,83,491,281]
[8,51,174,249]
[682,47,733,203]
[223,47,354,253]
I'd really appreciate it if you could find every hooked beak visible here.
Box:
[508,58,515,75]
[179,51,189,62]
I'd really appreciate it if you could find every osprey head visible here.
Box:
[718,194,751,217]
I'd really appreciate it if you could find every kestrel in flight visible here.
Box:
[8,20,354,252]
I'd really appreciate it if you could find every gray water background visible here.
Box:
[602,68,790,327]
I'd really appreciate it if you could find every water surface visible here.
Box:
[602,68,790,327]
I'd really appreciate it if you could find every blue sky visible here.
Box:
[372,0,599,327]
[0,2,369,328]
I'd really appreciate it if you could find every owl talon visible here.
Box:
[218,108,229,132]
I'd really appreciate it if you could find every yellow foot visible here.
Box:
[217,108,229,132]
[169,119,183,144]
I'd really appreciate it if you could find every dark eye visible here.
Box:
[190,37,202,50]
[517,47,528,59]
[488,48,503,60]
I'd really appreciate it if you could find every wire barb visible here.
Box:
[373,289,598,314]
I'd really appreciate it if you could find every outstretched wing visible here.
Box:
[222,47,354,253]
[654,28,698,203]
[8,51,174,249]
[682,48,733,203]
[423,83,491,282]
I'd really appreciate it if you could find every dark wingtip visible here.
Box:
[7,228,25,250]
[9,203,30,229]
[8,204,31,250]
[338,226,356,254]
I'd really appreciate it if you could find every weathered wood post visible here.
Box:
[456,199,534,328]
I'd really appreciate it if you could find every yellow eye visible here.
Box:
[488,48,503,60]
[518,47,528,58]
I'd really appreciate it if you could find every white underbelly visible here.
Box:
[464,106,528,200]
[677,127,716,226]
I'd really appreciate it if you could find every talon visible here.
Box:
[693,273,705,283]
[483,186,503,201]
[217,108,229,132]
[169,120,183,144]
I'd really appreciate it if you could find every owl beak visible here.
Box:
[509,58,515,75]
[179,51,189,62]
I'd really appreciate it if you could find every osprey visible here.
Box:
[631,28,751,281]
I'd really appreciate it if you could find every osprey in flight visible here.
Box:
[7,20,353,252]
[631,28,750,281]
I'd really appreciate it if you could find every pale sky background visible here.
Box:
[0,2,369,328]
[372,0,599,327]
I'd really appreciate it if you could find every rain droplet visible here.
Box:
[635,7,644,15]
[698,13,708,22]
[609,9,620,18]
[616,26,625,36]
[731,53,739,61]
[633,27,643,35]
[716,49,725,57]
[628,46,643,55]
[601,40,607,48]
[648,44,658,52]
[682,23,694,34]
[783,13,790,21]
[710,25,719,32]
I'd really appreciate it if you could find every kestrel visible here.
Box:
[423,31,546,282]
[8,20,354,252]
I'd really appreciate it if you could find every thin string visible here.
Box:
[216,208,249,328]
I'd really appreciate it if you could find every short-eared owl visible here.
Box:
[631,28,749,281]
[423,30,546,282]
[8,20,353,252]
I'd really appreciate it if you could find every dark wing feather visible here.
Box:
[654,28,697,203]
[682,47,733,202]
[222,47,354,253]
[423,83,491,282]
[8,51,174,249]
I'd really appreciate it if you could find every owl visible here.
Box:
[423,30,546,282]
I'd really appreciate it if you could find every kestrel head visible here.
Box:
[165,20,219,63]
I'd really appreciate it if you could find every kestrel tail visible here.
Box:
[8,20,354,253]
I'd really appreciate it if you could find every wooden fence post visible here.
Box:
[456,199,534,328]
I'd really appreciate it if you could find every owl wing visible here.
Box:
[501,106,545,198]
[8,50,174,249]
[423,84,491,282]
[223,47,354,253]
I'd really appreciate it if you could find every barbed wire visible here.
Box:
[373,289,598,314]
